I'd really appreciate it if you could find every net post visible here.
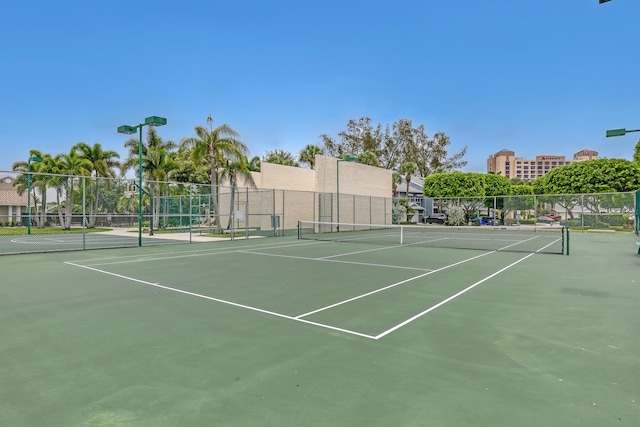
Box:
[400,225,404,245]
[297,221,301,240]
[566,226,570,255]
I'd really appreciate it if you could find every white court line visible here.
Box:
[497,235,539,251]
[75,240,326,267]
[238,250,433,272]
[374,238,562,339]
[66,239,323,263]
[294,250,495,319]
[316,237,451,260]
[64,261,376,340]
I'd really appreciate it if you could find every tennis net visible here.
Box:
[298,221,567,255]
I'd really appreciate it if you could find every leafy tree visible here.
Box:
[503,184,535,221]
[171,145,211,184]
[319,116,467,174]
[298,144,323,169]
[180,116,248,233]
[634,139,640,165]
[534,158,640,194]
[423,172,486,198]
[483,173,511,220]
[358,150,379,167]
[423,172,486,222]
[509,177,531,185]
[533,159,640,217]
[445,204,466,226]
[416,131,468,177]
[263,149,299,166]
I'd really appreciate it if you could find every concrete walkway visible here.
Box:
[101,227,229,242]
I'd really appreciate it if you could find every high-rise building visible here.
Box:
[487,149,598,180]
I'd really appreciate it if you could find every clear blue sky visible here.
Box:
[1,0,639,174]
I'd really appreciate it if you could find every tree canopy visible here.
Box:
[533,158,640,194]
[422,172,486,198]
[319,116,467,175]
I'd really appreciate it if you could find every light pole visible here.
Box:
[605,128,640,138]
[117,116,167,246]
[605,126,640,235]
[26,155,43,234]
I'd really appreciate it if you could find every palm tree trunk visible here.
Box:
[227,176,236,230]
[149,181,156,231]
[155,186,161,229]
[64,180,74,230]
[56,190,65,229]
[88,180,99,228]
[210,152,222,233]
[406,174,411,199]
[38,186,47,228]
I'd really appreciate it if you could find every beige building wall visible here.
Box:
[487,150,515,176]
[573,149,598,161]
[314,155,391,198]
[220,156,392,230]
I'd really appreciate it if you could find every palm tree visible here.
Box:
[398,161,417,199]
[116,192,139,227]
[122,127,176,175]
[180,115,248,233]
[263,149,299,166]
[248,156,261,172]
[298,144,324,169]
[392,172,402,198]
[142,147,178,230]
[12,150,53,229]
[220,155,257,230]
[74,142,120,228]
[122,127,176,230]
[55,149,92,230]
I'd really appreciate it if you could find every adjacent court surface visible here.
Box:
[1,231,638,426]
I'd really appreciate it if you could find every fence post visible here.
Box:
[82,176,86,250]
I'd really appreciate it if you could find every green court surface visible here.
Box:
[1,232,638,426]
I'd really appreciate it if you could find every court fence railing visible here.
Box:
[0,172,392,255]
[428,191,637,233]
[0,170,636,255]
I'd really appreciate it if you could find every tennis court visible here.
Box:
[1,227,638,426]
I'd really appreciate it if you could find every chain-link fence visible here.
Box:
[431,191,637,232]
[0,171,393,255]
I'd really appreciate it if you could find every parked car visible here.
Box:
[423,213,448,224]
[471,216,500,226]
[536,216,556,224]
